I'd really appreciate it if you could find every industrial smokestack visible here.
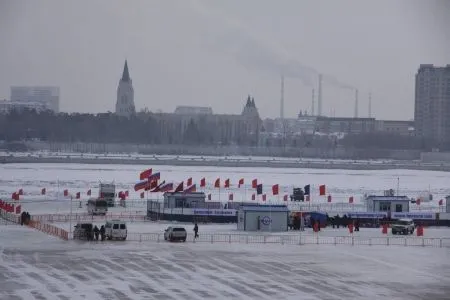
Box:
[368,92,372,118]
[354,89,359,118]
[311,89,315,116]
[318,74,323,116]
[280,75,284,119]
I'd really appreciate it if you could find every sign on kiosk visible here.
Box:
[347,212,388,219]
[192,209,236,216]
[391,212,435,220]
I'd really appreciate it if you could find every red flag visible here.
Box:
[439,199,443,206]
[305,195,310,202]
[11,192,17,200]
[229,193,233,201]
[41,188,46,195]
[87,189,91,196]
[224,179,230,188]
[319,185,326,196]
[252,179,257,189]
[15,205,21,214]
[416,198,421,205]
[76,192,80,199]
[118,191,123,198]
[208,193,211,200]
[349,196,354,204]
[327,195,332,202]
[134,180,148,191]
[251,193,255,200]
[262,194,266,201]
[200,178,206,187]
[187,177,193,186]
[283,194,288,201]
[151,181,166,192]
[159,182,174,192]
[238,178,244,188]
[140,168,152,180]
[18,189,23,195]
[272,184,279,195]
[63,189,68,197]
[214,178,220,188]
[150,180,158,189]
[183,184,196,193]
[174,181,184,193]
[140,192,144,199]
[148,172,161,183]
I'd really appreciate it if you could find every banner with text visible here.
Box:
[391,212,435,220]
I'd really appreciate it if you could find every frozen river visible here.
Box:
[1,163,449,205]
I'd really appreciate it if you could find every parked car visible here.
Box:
[73,223,94,240]
[164,226,187,242]
[391,218,415,235]
[105,220,127,240]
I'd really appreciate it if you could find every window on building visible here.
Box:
[379,201,391,211]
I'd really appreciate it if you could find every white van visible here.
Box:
[105,220,127,240]
[87,198,108,215]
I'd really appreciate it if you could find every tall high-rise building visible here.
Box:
[414,64,450,145]
[10,86,60,112]
[115,60,135,118]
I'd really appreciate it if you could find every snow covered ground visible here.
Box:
[1,163,450,299]
[1,225,450,300]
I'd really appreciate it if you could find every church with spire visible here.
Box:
[115,60,136,118]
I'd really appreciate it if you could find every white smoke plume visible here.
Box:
[189,0,354,90]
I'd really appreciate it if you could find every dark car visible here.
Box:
[73,223,94,240]
[164,227,187,242]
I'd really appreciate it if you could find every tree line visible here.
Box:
[0,109,445,151]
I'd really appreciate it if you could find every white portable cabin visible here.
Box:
[366,195,410,213]
[163,192,206,209]
[237,205,289,232]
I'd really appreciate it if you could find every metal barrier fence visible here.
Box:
[27,220,69,240]
[110,232,450,248]
[0,210,20,224]
[31,212,148,223]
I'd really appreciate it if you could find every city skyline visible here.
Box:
[0,0,449,120]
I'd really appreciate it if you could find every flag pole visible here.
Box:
[69,195,73,239]
[269,196,272,232]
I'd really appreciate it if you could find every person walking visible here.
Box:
[193,223,199,239]
[93,225,100,241]
[100,225,105,241]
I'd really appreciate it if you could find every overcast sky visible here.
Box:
[0,0,449,120]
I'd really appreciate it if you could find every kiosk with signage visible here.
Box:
[237,205,289,232]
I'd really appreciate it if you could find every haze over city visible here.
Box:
[0,0,449,120]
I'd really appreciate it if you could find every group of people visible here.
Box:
[20,211,31,225]
[92,225,106,241]
[289,214,362,232]
[328,214,361,231]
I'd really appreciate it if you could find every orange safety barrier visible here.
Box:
[27,220,68,241]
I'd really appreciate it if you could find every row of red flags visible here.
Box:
[0,199,21,214]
